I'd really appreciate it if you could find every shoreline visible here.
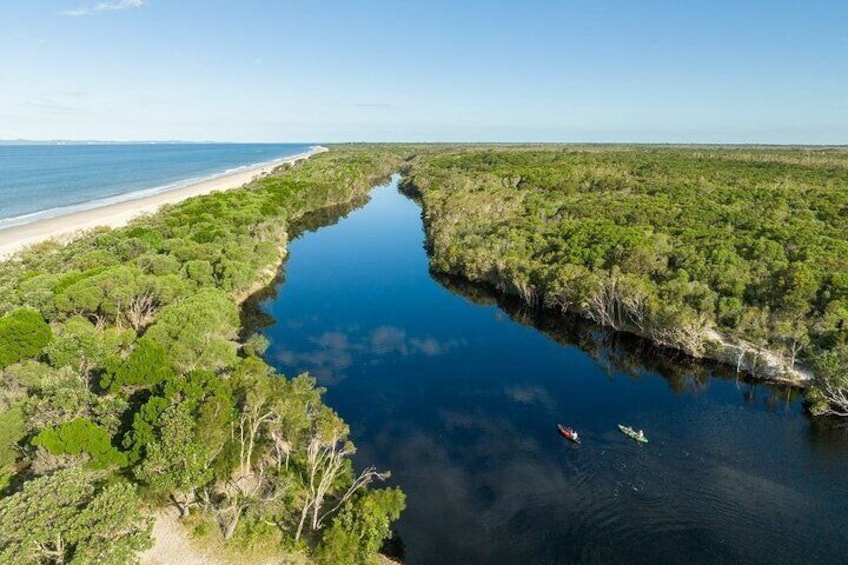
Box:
[0,145,328,260]
[398,180,813,388]
[435,265,813,387]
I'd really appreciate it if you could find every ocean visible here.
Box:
[0,142,314,229]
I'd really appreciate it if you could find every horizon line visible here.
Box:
[2,139,847,148]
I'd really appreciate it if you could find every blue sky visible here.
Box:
[2,1,847,143]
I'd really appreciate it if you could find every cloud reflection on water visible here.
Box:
[274,324,466,382]
[356,404,821,564]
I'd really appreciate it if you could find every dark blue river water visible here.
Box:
[258,177,848,565]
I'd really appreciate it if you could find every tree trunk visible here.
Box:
[172,493,190,518]
[295,502,311,542]
[223,511,241,541]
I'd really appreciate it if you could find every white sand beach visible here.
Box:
[0,146,328,260]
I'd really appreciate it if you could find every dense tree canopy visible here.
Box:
[0,146,410,563]
[401,146,848,415]
[0,467,151,565]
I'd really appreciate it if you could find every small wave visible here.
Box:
[0,148,317,230]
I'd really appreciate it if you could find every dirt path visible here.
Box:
[139,509,221,565]
[139,507,398,565]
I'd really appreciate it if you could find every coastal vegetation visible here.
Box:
[1,142,846,561]
[399,145,848,417]
[0,146,409,564]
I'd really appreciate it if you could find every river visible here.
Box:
[254,176,848,564]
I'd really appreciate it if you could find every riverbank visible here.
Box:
[467,271,813,386]
[0,145,327,260]
[397,146,848,391]
[429,269,813,387]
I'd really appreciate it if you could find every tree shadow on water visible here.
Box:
[432,271,803,411]
[239,196,370,338]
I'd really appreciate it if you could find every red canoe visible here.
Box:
[557,424,581,444]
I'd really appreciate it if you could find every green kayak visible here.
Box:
[618,424,648,444]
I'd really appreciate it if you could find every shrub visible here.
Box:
[0,309,52,368]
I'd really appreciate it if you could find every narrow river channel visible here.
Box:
[255,176,848,564]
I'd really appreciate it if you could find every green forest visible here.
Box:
[0,146,410,564]
[399,146,848,417]
[1,143,847,563]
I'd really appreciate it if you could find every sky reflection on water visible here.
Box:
[258,177,848,565]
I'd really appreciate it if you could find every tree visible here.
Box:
[770,309,810,367]
[205,368,389,544]
[0,146,416,559]
[33,418,127,469]
[809,345,848,417]
[53,266,164,330]
[0,309,52,369]
[44,316,108,377]
[100,338,174,393]
[17,274,63,319]
[182,260,216,287]
[295,422,389,542]
[135,253,181,276]
[70,249,121,271]
[135,401,217,516]
[316,488,406,565]
[123,396,171,464]
[25,371,126,437]
[242,333,270,357]
[0,404,26,487]
[0,467,152,564]
[205,364,289,540]
[123,370,232,464]
[402,145,848,405]
[143,289,240,373]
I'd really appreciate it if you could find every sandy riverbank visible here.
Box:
[0,145,328,260]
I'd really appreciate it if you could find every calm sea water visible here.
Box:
[257,177,848,564]
[0,143,313,228]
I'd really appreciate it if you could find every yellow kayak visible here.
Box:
[618,424,648,443]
